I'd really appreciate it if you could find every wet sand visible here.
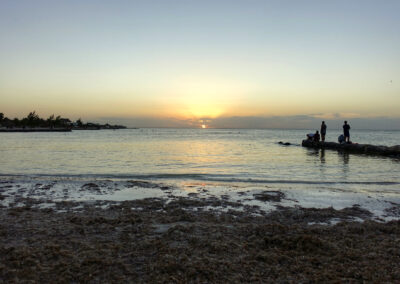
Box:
[1,178,400,282]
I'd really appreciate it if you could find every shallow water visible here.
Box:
[1,128,399,219]
[1,128,399,185]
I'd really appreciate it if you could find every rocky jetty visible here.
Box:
[302,140,400,157]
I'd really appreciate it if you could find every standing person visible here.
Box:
[343,121,351,143]
[320,121,327,142]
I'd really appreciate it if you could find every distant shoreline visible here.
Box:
[0,128,71,132]
[0,111,128,131]
[0,127,133,132]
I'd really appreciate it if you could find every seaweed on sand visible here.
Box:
[0,198,399,282]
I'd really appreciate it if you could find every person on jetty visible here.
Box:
[306,131,320,142]
[320,121,327,142]
[313,131,320,142]
[343,121,351,143]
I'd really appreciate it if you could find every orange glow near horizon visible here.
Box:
[160,75,255,119]
[179,104,225,119]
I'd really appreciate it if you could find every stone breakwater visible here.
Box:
[302,140,400,157]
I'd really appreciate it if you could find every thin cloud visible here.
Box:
[309,113,361,120]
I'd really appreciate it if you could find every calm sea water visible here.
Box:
[1,129,399,193]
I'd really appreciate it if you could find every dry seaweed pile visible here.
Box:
[1,198,400,283]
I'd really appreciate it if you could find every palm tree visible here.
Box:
[76,118,83,127]
[47,114,55,128]
[26,111,40,127]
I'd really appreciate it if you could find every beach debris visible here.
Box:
[126,180,160,189]
[268,204,373,225]
[253,191,285,202]
[81,183,101,191]
[384,203,400,217]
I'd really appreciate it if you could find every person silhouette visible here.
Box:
[313,130,320,142]
[320,121,327,142]
[343,121,351,143]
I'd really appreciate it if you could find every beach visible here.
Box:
[1,176,400,282]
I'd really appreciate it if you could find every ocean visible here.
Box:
[1,128,399,219]
[1,128,399,181]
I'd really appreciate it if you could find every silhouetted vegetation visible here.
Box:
[0,111,71,129]
[0,111,126,130]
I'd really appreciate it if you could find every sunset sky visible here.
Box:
[1,0,399,129]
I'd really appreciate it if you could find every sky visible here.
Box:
[0,0,399,129]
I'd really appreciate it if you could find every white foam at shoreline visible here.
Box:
[0,176,399,222]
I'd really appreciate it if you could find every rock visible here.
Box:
[302,140,400,157]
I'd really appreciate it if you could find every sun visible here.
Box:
[201,124,207,129]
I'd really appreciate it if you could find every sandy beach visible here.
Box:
[1,177,399,282]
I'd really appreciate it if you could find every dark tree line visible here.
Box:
[0,111,71,128]
[0,112,126,129]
